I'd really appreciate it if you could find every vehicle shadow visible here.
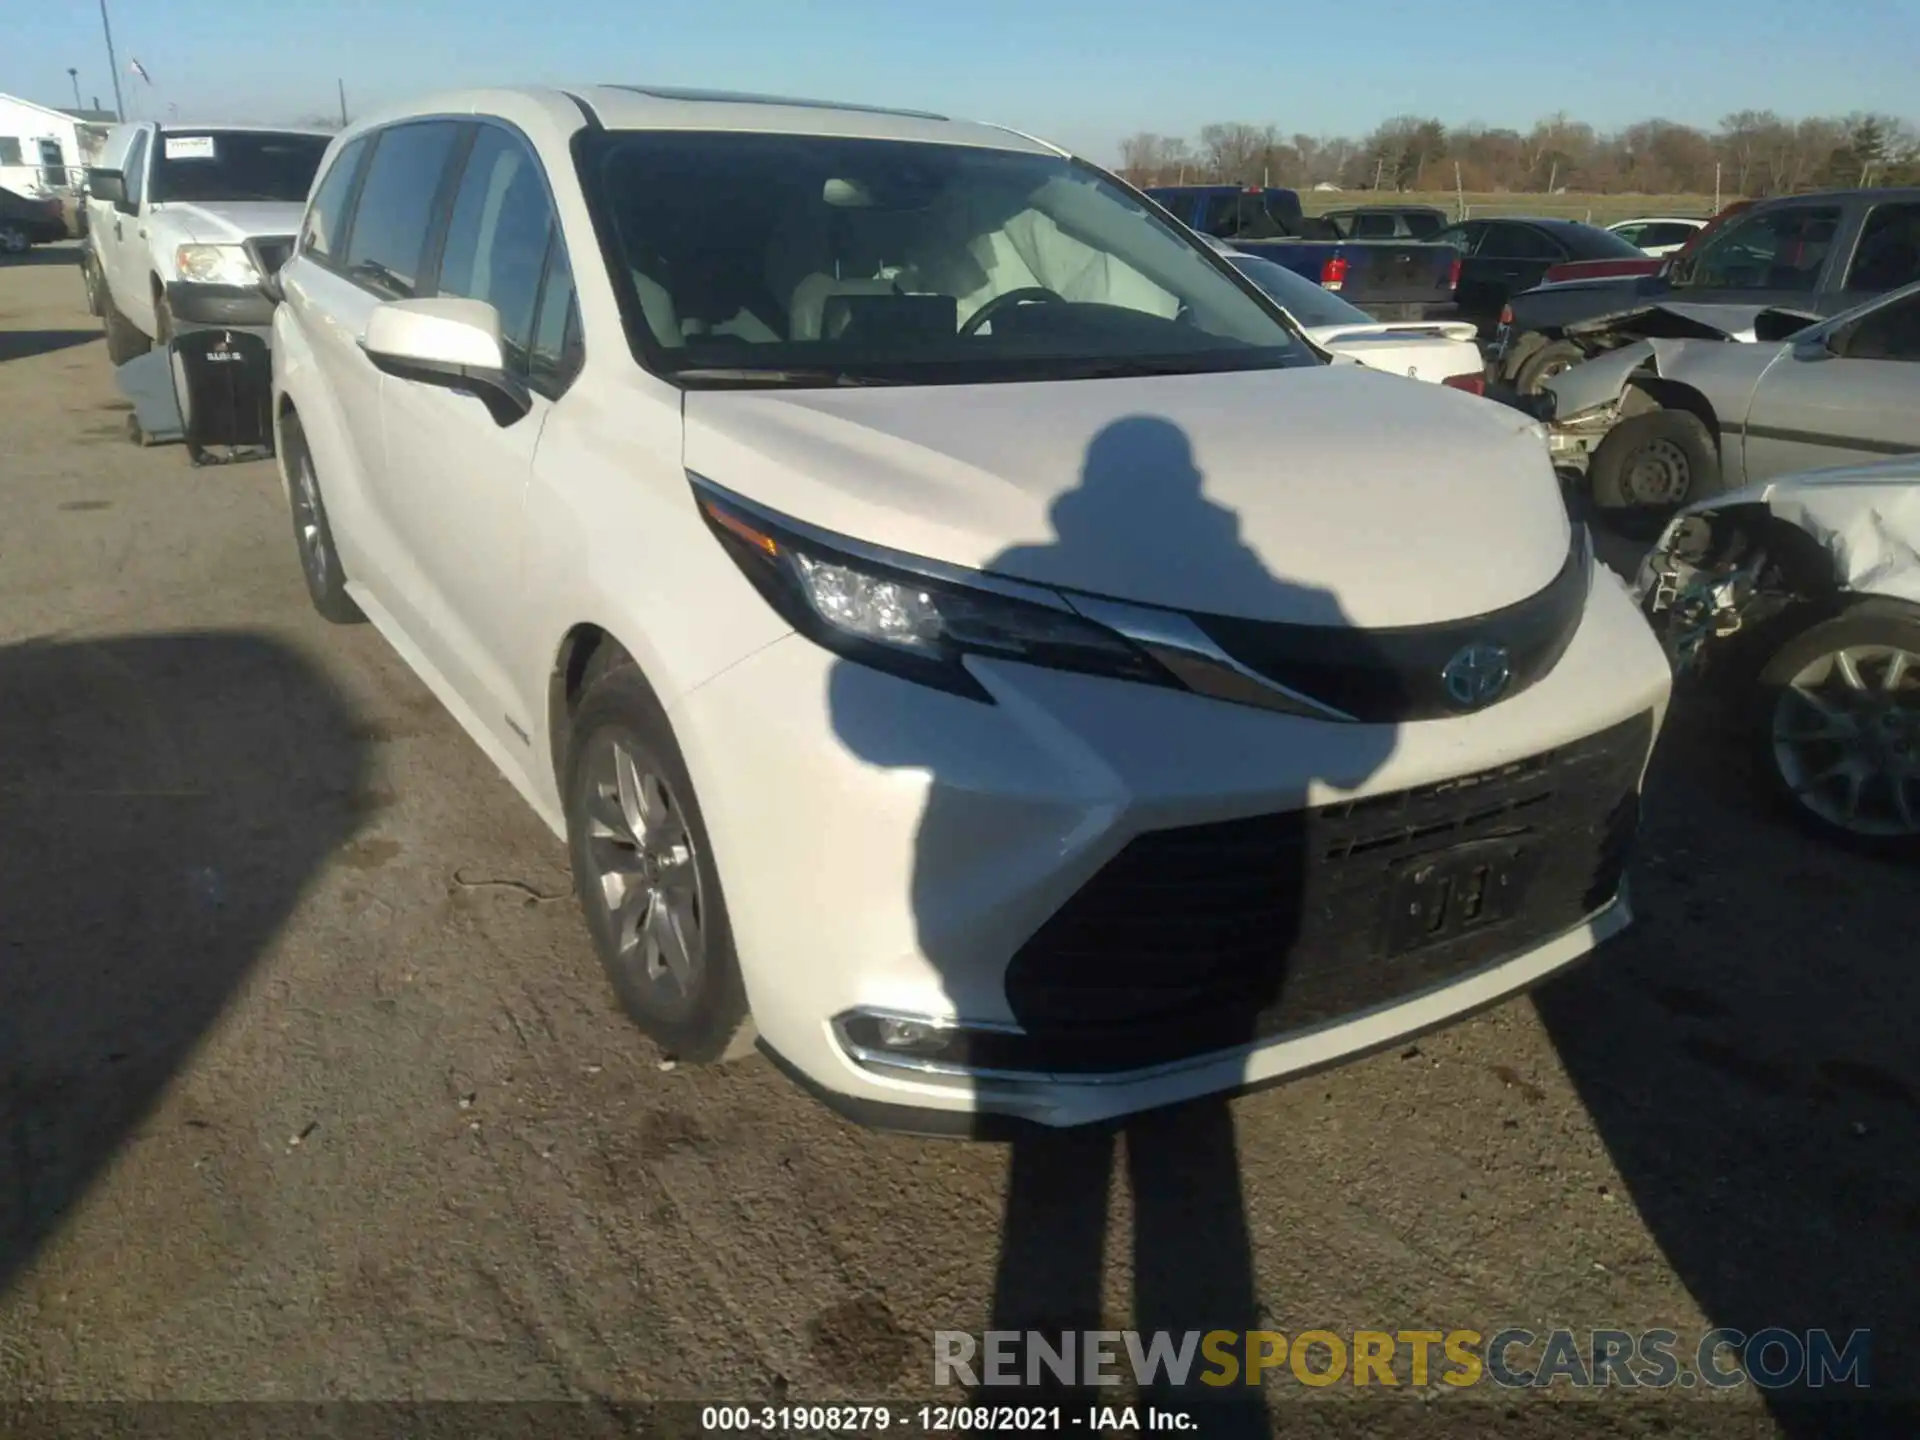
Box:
[0,246,83,269]
[828,416,1399,1434]
[0,631,369,1295]
[1534,701,1920,1435]
[0,329,97,363]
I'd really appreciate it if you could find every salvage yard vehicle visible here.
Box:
[1206,240,1486,388]
[1635,456,1920,850]
[270,84,1670,1133]
[1607,216,1707,257]
[82,121,331,363]
[0,183,69,253]
[1147,183,1463,321]
[1318,204,1449,240]
[1429,215,1648,336]
[1494,189,1920,394]
[1540,279,1920,527]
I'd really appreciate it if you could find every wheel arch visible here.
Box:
[1623,375,1723,457]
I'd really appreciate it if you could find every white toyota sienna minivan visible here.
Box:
[269,85,1672,1133]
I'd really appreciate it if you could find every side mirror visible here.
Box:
[361,298,531,426]
[1790,328,1838,362]
[88,168,128,210]
[1754,308,1817,343]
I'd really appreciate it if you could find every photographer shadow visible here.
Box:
[829,415,1400,1434]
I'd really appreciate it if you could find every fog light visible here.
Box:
[876,1016,941,1051]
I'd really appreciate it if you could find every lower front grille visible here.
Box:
[1000,710,1652,1074]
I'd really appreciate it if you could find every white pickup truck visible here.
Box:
[82,122,332,363]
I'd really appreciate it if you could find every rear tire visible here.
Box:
[101,286,151,366]
[564,656,753,1064]
[1516,339,1584,395]
[279,412,364,624]
[81,250,104,316]
[1588,408,1718,537]
[1752,602,1920,856]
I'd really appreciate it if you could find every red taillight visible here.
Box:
[1500,304,1514,326]
[1442,372,1486,395]
[1320,256,1349,290]
[1447,257,1462,290]
[1542,264,1571,284]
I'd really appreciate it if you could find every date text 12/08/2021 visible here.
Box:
[701,1405,1197,1433]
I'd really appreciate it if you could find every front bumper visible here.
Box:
[166,280,277,331]
[671,568,1671,1130]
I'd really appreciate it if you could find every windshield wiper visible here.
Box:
[670,366,903,388]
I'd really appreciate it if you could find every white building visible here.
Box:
[0,92,117,196]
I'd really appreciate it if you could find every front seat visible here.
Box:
[767,203,903,341]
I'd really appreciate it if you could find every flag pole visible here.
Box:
[98,0,126,122]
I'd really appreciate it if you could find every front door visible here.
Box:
[377,122,579,751]
[1739,289,1920,486]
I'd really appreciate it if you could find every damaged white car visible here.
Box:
[1541,280,1920,527]
[1635,457,1920,848]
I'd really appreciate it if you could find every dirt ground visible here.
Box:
[0,245,1914,1437]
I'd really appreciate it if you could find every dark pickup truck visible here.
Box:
[1492,188,1920,391]
[1144,184,1461,321]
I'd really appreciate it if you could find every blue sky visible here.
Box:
[6,0,1916,162]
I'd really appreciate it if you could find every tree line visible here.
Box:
[1119,111,1920,196]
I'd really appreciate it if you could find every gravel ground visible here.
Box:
[0,245,1913,1437]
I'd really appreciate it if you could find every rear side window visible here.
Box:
[1403,211,1442,239]
[342,121,463,300]
[300,136,369,264]
[1845,202,1920,293]
[1482,223,1562,261]
[1636,222,1698,250]
[1351,212,1398,240]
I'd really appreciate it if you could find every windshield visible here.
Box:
[149,131,330,205]
[579,131,1317,386]
[1224,253,1372,327]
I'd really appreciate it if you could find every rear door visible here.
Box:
[281,121,464,639]
[378,120,580,746]
[1739,287,1920,485]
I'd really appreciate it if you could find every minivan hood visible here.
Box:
[683,365,1571,629]
[155,199,305,242]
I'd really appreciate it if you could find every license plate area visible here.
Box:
[1386,837,1539,956]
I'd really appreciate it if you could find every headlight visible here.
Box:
[691,475,1176,702]
[174,244,259,287]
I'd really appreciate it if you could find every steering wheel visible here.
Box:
[960,287,1064,337]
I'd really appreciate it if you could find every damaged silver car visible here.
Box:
[1635,457,1920,848]
[1542,280,1920,528]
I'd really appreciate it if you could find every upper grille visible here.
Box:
[998,708,1651,1074]
[1191,526,1592,723]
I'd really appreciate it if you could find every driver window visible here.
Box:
[123,131,149,207]
[1687,206,1840,291]
[1837,292,1920,363]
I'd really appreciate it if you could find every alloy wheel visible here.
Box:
[1772,643,1920,837]
[581,731,706,1008]
[0,226,28,255]
[292,452,330,592]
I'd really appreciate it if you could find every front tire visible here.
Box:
[1588,408,1718,536]
[1516,339,1583,395]
[81,250,104,316]
[564,658,752,1063]
[1754,603,1920,854]
[101,286,152,365]
[279,412,364,624]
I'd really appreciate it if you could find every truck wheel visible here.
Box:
[81,251,104,316]
[1516,340,1583,395]
[101,288,152,366]
[1753,601,1920,855]
[1587,409,1718,536]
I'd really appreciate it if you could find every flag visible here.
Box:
[128,58,151,85]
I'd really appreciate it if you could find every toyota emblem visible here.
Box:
[1442,642,1513,710]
